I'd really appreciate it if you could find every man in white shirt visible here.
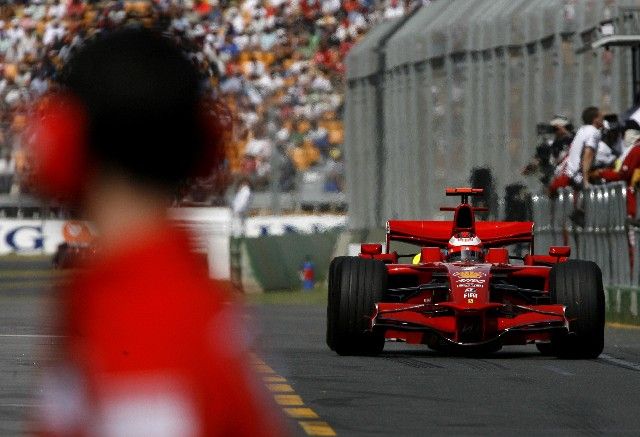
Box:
[384,0,405,20]
[232,179,252,236]
[562,106,604,189]
[42,21,65,47]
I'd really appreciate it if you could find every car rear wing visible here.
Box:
[442,187,488,212]
[386,220,534,249]
[445,187,484,196]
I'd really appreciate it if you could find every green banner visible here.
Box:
[235,230,340,292]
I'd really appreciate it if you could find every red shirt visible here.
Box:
[39,225,285,436]
[194,0,212,16]
[600,145,640,184]
[343,0,360,13]
[300,0,321,19]
[598,146,640,217]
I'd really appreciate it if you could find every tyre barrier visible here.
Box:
[531,182,633,288]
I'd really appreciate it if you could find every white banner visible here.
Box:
[0,219,93,255]
[0,212,347,281]
[243,215,346,237]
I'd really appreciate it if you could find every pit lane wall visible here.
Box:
[345,0,640,229]
[531,181,640,326]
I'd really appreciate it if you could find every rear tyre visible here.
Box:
[535,342,554,356]
[326,257,386,356]
[550,260,605,359]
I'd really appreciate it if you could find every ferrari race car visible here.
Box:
[326,188,604,358]
[52,221,97,269]
[52,242,98,269]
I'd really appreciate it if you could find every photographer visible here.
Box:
[523,115,573,186]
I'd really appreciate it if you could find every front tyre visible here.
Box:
[326,257,386,356]
[535,342,554,356]
[326,256,348,351]
[550,260,605,359]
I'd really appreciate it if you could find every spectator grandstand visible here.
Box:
[0,0,413,214]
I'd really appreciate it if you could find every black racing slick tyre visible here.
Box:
[535,342,554,356]
[326,256,348,351]
[550,260,605,359]
[326,257,386,356]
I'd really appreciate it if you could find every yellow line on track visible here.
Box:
[299,421,337,436]
[267,383,294,393]
[253,358,338,435]
[249,354,267,366]
[273,394,304,406]
[263,375,287,383]
[607,322,640,330]
[284,408,319,419]
[254,364,276,374]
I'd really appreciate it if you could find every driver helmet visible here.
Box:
[447,232,484,262]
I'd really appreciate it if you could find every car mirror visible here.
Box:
[361,243,382,255]
[549,246,571,257]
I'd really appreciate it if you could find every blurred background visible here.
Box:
[3,0,640,434]
[0,0,400,214]
[0,0,416,295]
[1,1,640,289]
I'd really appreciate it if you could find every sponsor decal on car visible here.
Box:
[453,271,486,279]
[463,288,478,299]
[456,278,486,285]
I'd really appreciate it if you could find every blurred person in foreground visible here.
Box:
[29,29,285,436]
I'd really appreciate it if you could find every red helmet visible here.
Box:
[447,232,484,262]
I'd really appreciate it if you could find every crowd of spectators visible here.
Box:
[0,0,415,207]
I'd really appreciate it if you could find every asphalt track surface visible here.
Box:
[0,258,59,436]
[1,259,640,436]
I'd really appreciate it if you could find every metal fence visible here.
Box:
[532,181,636,287]
[345,0,640,230]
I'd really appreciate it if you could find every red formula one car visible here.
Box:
[52,242,98,269]
[327,188,604,358]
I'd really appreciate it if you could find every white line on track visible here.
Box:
[0,334,63,338]
[599,354,640,372]
[0,404,39,408]
[543,365,574,376]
